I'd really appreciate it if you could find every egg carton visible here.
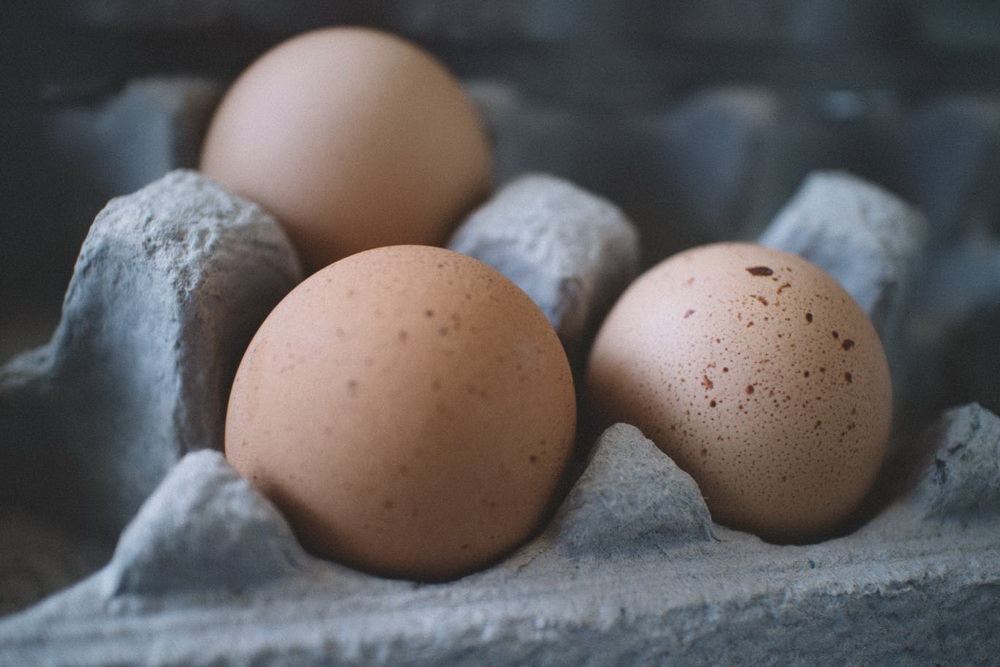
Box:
[1,155,999,664]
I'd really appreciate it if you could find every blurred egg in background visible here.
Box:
[200,27,493,274]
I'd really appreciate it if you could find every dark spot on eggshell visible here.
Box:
[842,339,855,351]
[529,455,538,464]
[845,372,853,383]
[347,379,358,396]
[747,266,774,276]
[702,375,714,390]
[831,331,839,339]
[746,385,755,395]
[684,309,696,318]
[805,312,813,323]
[755,295,769,306]
[425,309,434,318]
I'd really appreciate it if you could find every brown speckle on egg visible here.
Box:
[586,242,892,544]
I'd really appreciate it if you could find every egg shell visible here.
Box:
[225,245,576,581]
[200,27,492,274]
[586,242,892,543]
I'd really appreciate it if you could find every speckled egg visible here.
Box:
[225,245,576,581]
[585,242,892,543]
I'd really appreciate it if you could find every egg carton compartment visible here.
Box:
[1,156,999,663]
[4,16,1000,663]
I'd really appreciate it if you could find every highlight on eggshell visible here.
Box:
[224,245,576,582]
[199,27,493,274]
[585,242,893,544]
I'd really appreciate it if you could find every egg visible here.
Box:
[200,27,492,274]
[225,245,576,581]
[586,242,892,543]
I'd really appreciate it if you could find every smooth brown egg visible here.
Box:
[225,245,576,581]
[586,242,892,543]
[200,27,492,274]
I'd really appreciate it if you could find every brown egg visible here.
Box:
[225,245,576,581]
[200,27,492,274]
[586,242,892,543]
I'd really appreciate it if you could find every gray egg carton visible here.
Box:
[1,162,998,665]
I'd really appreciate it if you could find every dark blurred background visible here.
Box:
[5,0,1000,385]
